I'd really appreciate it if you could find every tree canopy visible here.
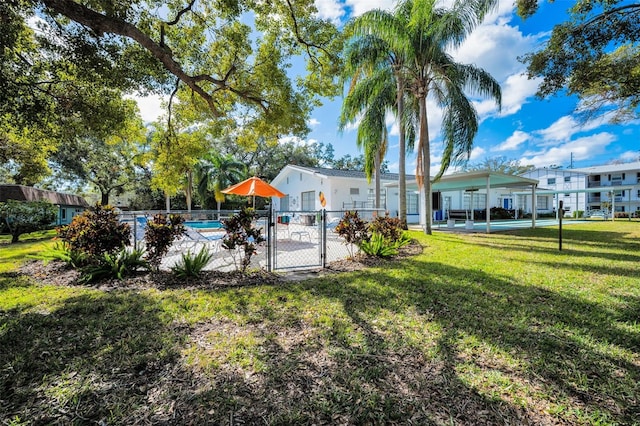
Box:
[517,0,640,122]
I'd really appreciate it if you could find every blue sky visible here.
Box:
[135,0,640,173]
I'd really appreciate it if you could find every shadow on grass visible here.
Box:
[305,259,640,424]
[0,291,190,424]
[2,253,639,424]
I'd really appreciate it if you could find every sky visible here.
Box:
[135,0,640,174]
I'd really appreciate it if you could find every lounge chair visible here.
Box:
[178,226,225,252]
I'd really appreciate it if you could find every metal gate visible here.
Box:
[270,210,326,271]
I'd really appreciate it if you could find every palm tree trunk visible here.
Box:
[419,94,432,235]
[375,148,381,210]
[397,77,407,229]
[185,170,192,212]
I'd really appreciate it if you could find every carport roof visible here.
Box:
[386,171,538,191]
[433,171,538,191]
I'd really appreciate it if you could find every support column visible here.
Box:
[486,176,491,233]
[532,184,537,229]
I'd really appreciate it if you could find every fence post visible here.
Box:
[321,209,327,268]
[267,204,272,272]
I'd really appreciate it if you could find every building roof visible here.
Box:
[573,161,640,174]
[387,170,538,191]
[274,164,415,183]
[0,185,90,207]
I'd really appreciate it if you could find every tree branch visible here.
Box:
[165,0,197,26]
[42,0,221,115]
[578,3,640,32]
[284,0,333,65]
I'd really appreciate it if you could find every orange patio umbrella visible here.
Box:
[221,176,285,208]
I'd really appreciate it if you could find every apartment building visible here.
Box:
[521,161,640,216]
[573,161,640,215]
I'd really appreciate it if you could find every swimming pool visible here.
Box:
[184,220,224,230]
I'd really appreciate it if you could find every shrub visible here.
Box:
[0,200,57,243]
[359,231,413,258]
[368,215,404,243]
[57,203,130,260]
[144,214,186,269]
[222,208,265,273]
[490,207,514,220]
[171,246,214,278]
[80,248,150,283]
[359,233,398,257]
[30,241,89,267]
[573,210,584,218]
[335,211,370,258]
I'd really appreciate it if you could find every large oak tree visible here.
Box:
[517,0,640,122]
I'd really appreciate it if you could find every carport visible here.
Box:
[431,171,539,233]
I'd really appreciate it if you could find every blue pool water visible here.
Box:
[185,220,224,229]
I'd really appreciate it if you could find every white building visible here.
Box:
[270,165,420,223]
[519,162,640,217]
[573,161,640,215]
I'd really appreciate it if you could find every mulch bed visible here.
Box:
[17,239,424,289]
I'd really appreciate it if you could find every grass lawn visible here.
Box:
[1,222,639,424]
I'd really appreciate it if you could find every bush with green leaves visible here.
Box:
[359,233,399,257]
[359,231,413,258]
[143,213,185,269]
[30,241,89,268]
[222,208,265,273]
[334,211,370,258]
[0,200,57,243]
[368,214,404,243]
[57,203,130,260]
[80,248,150,283]
[171,245,214,278]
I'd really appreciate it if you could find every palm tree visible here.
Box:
[339,46,393,210]
[399,0,502,234]
[344,12,415,227]
[194,152,245,213]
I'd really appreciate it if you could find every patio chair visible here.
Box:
[178,226,225,252]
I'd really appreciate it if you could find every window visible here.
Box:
[350,188,359,196]
[61,209,67,220]
[280,195,290,211]
[637,190,640,198]
[564,176,571,182]
[537,196,549,210]
[547,178,556,185]
[463,193,487,209]
[406,193,418,214]
[367,188,386,208]
[301,191,315,210]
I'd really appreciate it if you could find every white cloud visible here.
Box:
[494,130,530,151]
[454,22,540,82]
[536,114,608,144]
[469,146,486,161]
[498,73,541,117]
[619,151,640,162]
[520,132,616,168]
[314,0,345,22]
[279,136,318,147]
[127,94,165,123]
[308,118,321,127]
[346,0,395,16]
